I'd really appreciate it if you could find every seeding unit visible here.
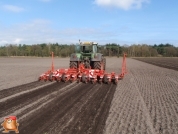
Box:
[38,52,127,84]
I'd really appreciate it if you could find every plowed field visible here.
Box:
[0,57,178,134]
[133,57,178,71]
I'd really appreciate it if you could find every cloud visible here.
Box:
[0,38,23,45]
[0,39,23,45]
[0,19,52,45]
[94,0,150,10]
[0,19,118,45]
[14,38,23,44]
[2,5,24,12]
[0,40,8,44]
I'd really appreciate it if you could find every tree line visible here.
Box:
[0,43,178,57]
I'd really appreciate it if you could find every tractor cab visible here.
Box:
[75,42,98,53]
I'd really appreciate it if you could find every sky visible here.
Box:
[0,0,178,46]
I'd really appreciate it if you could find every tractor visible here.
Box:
[69,41,106,70]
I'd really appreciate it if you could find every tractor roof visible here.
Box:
[79,42,98,46]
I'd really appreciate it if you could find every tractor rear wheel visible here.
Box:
[70,61,78,69]
[94,61,101,70]
[93,57,105,70]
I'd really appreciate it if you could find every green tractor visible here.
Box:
[70,41,106,70]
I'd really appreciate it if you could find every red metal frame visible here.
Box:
[38,52,127,84]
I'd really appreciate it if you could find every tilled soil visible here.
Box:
[104,58,178,134]
[0,57,178,134]
[0,57,70,90]
[133,57,178,71]
[0,82,116,134]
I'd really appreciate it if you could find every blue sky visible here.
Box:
[0,0,178,46]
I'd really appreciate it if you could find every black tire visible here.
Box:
[70,61,78,69]
[107,81,111,84]
[103,74,107,84]
[94,58,105,70]
[82,74,87,83]
[61,73,66,82]
[98,79,102,84]
[77,78,81,83]
[49,73,53,81]
[91,79,95,84]
[94,61,103,70]
[114,79,118,85]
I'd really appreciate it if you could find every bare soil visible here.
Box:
[104,58,178,134]
[133,57,178,71]
[0,57,69,90]
[0,57,178,134]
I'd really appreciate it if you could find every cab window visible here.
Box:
[75,45,81,53]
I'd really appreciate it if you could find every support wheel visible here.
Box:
[98,79,102,84]
[61,74,66,82]
[69,79,73,83]
[103,74,107,84]
[107,81,111,84]
[77,78,81,83]
[114,80,118,85]
[91,79,95,84]
[82,74,87,83]
[49,73,53,81]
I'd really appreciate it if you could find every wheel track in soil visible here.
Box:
[0,81,49,98]
[0,81,81,132]
[104,74,155,134]
[130,73,157,134]
[0,81,116,134]
[0,81,78,125]
[0,82,67,118]
[60,84,116,134]
[129,68,178,133]
[31,83,98,134]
